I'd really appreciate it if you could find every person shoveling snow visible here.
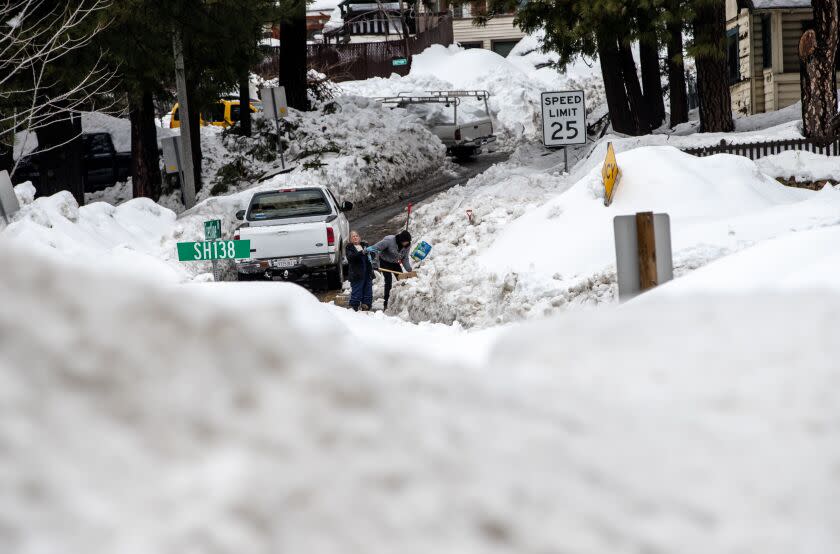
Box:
[367,229,413,310]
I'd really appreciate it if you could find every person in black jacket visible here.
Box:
[345,230,374,311]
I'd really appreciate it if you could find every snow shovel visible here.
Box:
[378,267,417,280]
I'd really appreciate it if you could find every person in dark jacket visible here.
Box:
[367,229,412,310]
[345,230,374,311]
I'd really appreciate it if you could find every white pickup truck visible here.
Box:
[376,90,496,161]
[233,186,352,289]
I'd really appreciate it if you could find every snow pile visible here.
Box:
[284,96,447,205]
[756,150,840,184]
[648,223,840,296]
[391,145,840,327]
[178,97,446,213]
[1,244,839,554]
[341,41,605,147]
[2,183,188,282]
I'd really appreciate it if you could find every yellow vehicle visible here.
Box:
[169,99,258,129]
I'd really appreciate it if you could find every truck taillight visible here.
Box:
[455,129,461,141]
[326,227,335,246]
[234,230,240,241]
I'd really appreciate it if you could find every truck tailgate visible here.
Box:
[460,119,493,141]
[241,221,329,259]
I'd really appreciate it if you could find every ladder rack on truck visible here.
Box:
[374,96,460,106]
[372,90,496,160]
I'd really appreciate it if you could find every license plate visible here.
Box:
[271,258,297,268]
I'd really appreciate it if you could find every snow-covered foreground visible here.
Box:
[392,142,840,327]
[2,243,838,554]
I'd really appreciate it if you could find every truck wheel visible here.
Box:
[326,246,345,290]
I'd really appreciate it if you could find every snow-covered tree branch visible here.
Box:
[0,0,116,164]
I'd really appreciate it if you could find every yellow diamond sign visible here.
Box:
[602,142,621,206]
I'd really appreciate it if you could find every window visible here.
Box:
[248,189,332,221]
[491,39,519,58]
[761,15,772,69]
[84,133,112,156]
[453,1,480,18]
[459,41,483,50]
[726,27,739,84]
[230,104,241,123]
[211,102,226,123]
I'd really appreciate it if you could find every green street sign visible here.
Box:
[177,240,251,262]
[204,219,222,240]
[392,57,408,67]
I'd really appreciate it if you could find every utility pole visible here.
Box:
[172,27,197,208]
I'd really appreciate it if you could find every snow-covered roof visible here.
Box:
[741,0,811,10]
[308,0,339,10]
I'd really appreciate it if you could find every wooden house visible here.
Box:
[726,0,826,115]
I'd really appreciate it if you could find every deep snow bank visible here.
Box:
[1,244,838,554]
[756,150,840,183]
[193,96,447,210]
[647,223,840,295]
[391,146,840,327]
[3,183,187,282]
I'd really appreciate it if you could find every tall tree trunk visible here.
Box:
[619,41,652,135]
[667,1,689,126]
[279,0,309,111]
[640,40,665,129]
[34,109,84,205]
[693,0,734,132]
[186,80,203,191]
[239,69,252,137]
[597,33,635,135]
[130,89,162,200]
[799,0,840,144]
[639,10,666,129]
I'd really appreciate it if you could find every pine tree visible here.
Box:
[690,0,733,132]
[665,0,689,126]
[799,0,839,144]
[279,0,309,111]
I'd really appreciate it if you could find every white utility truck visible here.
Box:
[234,186,351,288]
[376,90,496,160]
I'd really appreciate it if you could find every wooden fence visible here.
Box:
[682,137,840,160]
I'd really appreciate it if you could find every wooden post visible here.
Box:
[636,211,658,291]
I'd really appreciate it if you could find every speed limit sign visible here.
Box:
[541,90,586,147]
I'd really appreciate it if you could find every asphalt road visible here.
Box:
[350,151,510,240]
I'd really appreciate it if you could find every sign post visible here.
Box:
[541,90,587,173]
[204,219,222,280]
[160,136,185,200]
[0,170,21,227]
[260,86,289,169]
[613,213,673,300]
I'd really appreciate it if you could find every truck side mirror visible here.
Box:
[235,209,246,220]
[341,201,353,212]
